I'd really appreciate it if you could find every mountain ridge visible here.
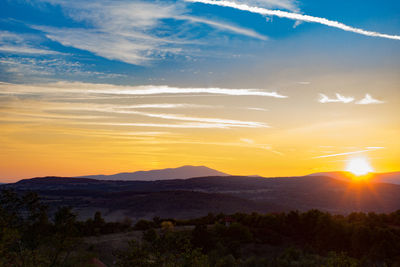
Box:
[308,171,400,185]
[76,165,230,181]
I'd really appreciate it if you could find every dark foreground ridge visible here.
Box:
[1,189,400,266]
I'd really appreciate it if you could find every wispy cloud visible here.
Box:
[356,94,385,105]
[86,86,287,98]
[365,146,385,149]
[112,103,212,109]
[179,15,267,40]
[31,1,188,65]
[238,139,284,155]
[37,27,171,66]
[0,31,62,56]
[319,93,354,103]
[240,138,254,144]
[48,105,269,128]
[0,82,288,98]
[0,57,125,82]
[186,0,400,40]
[153,139,284,155]
[0,45,62,55]
[297,81,310,85]
[0,31,127,82]
[247,107,268,111]
[82,122,261,129]
[31,0,272,65]
[313,147,384,158]
[319,93,385,105]
[5,112,108,121]
[0,82,276,130]
[133,112,268,128]
[0,58,53,77]
[238,0,299,12]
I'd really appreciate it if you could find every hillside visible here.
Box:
[3,175,400,221]
[77,165,230,181]
[308,171,400,185]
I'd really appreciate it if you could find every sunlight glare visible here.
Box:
[345,157,374,176]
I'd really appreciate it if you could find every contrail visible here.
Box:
[185,0,400,40]
[313,147,384,159]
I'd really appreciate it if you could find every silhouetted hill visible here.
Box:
[374,172,400,184]
[308,171,400,185]
[77,165,229,181]
[16,176,100,185]
[3,174,400,221]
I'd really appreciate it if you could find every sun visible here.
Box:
[345,157,374,176]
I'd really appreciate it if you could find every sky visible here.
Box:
[0,0,399,182]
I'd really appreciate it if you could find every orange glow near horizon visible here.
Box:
[0,80,399,183]
[345,157,374,177]
[346,173,374,183]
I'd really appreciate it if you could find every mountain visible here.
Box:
[3,175,400,221]
[374,172,400,184]
[308,171,400,185]
[77,165,229,181]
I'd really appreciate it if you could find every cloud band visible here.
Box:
[186,0,400,40]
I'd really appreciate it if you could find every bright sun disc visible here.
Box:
[346,157,374,176]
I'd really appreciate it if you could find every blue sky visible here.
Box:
[1,0,399,85]
[0,0,399,179]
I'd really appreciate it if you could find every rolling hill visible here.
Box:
[2,174,400,221]
[308,171,400,185]
[77,165,230,181]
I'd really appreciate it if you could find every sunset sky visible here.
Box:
[1,0,399,182]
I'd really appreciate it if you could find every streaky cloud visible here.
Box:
[297,81,311,85]
[1,110,109,121]
[247,107,268,111]
[356,94,385,105]
[0,82,274,130]
[32,1,186,65]
[238,0,299,12]
[120,103,213,109]
[319,93,354,103]
[179,15,268,40]
[0,45,63,55]
[140,112,268,127]
[87,86,287,98]
[82,122,262,129]
[366,146,385,149]
[313,147,384,158]
[48,105,268,128]
[32,0,271,65]
[0,82,288,98]
[0,31,63,56]
[185,0,400,40]
[132,139,284,155]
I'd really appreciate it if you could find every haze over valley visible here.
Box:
[2,166,400,221]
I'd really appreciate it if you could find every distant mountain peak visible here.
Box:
[77,165,230,181]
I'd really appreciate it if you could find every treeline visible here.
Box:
[0,190,131,266]
[126,210,400,266]
[2,189,400,266]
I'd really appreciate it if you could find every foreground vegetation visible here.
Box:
[1,189,400,266]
